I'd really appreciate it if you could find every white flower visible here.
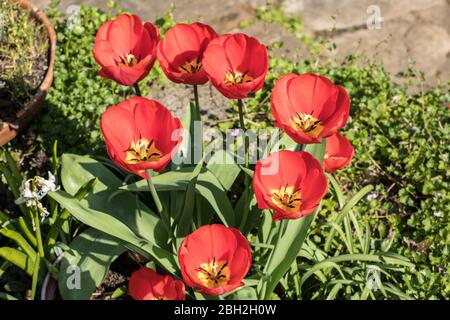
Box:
[230,128,241,137]
[15,172,59,220]
[366,192,378,201]
[434,211,443,218]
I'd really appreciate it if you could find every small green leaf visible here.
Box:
[111,285,128,299]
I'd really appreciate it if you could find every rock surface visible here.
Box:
[287,0,450,86]
[33,0,449,86]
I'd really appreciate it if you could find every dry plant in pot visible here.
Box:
[0,0,56,146]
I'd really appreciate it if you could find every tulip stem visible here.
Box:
[237,99,251,232]
[145,171,163,214]
[145,170,176,251]
[33,205,45,259]
[193,85,200,113]
[237,99,249,168]
[133,83,142,97]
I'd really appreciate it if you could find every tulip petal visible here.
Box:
[101,97,182,176]
[129,267,185,300]
[203,34,268,99]
[178,225,252,296]
[92,14,159,86]
[271,73,351,144]
[324,132,354,173]
[108,14,144,57]
[253,151,328,221]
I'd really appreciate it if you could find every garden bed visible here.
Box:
[0,3,449,300]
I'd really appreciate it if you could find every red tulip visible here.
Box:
[100,97,182,179]
[178,224,252,296]
[253,150,328,221]
[271,73,350,144]
[129,267,185,300]
[157,23,218,85]
[93,14,159,86]
[202,33,269,99]
[324,132,354,173]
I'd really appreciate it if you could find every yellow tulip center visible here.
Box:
[125,138,162,164]
[119,53,139,67]
[179,58,202,74]
[224,70,253,85]
[291,112,323,138]
[197,259,230,289]
[271,185,302,213]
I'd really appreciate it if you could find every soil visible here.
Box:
[91,252,142,300]
[0,187,20,218]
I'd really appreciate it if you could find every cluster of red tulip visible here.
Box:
[93,13,354,300]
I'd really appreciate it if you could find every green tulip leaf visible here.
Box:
[58,228,127,300]
[207,150,241,191]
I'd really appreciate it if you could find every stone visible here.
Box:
[32,0,449,87]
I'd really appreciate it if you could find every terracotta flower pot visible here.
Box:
[0,0,57,147]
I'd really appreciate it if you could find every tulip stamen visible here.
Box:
[224,69,253,85]
[125,138,162,164]
[149,295,168,300]
[271,185,302,213]
[197,259,230,289]
[118,53,139,67]
[179,57,202,74]
[291,112,323,138]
